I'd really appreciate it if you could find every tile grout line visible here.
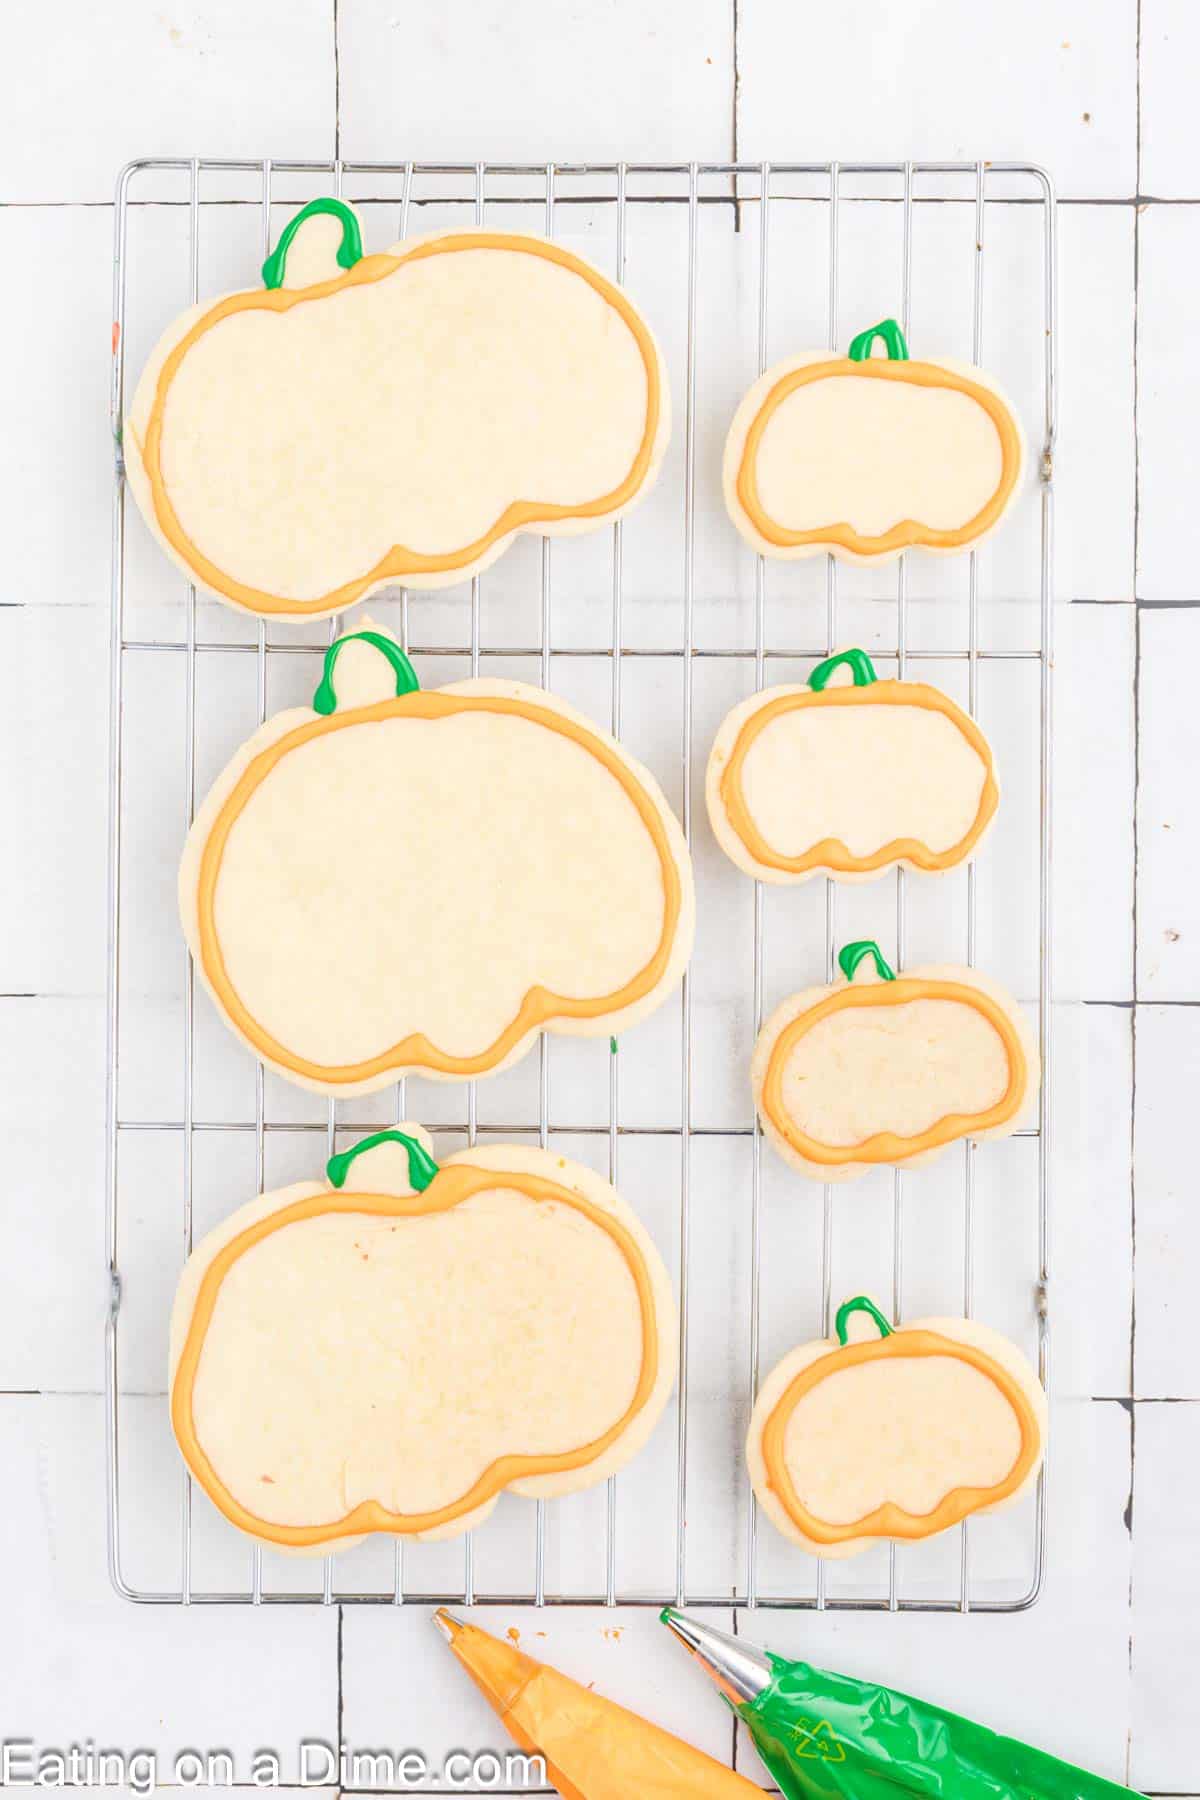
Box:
[336,1602,344,1769]
[1088,1001,1200,1009]
[1131,308,1141,1404]
[1131,0,1142,1403]
[8,995,1189,1017]
[731,0,740,166]
[21,1388,1200,1402]
[23,595,1200,613]
[1135,0,1144,201]
[728,0,741,230]
[332,0,341,166]
[1128,6,1142,1778]
[1094,1396,1200,1405]
[1133,0,1144,618]
[1126,1401,1137,1787]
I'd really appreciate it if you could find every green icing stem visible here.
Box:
[847,318,910,363]
[808,648,878,691]
[313,631,420,714]
[835,1295,893,1345]
[262,197,363,291]
[837,940,897,984]
[326,1129,439,1193]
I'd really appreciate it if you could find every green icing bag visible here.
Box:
[660,1610,1139,1800]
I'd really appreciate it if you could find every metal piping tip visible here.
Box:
[659,1607,708,1654]
[432,1607,466,1640]
[659,1608,773,1707]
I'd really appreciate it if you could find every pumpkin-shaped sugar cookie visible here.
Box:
[752,941,1038,1181]
[747,1295,1046,1557]
[706,648,997,883]
[724,318,1024,565]
[126,198,669,619]
[180,625,694,1094]
[170,1128,678,1552]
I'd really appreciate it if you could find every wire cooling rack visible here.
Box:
[106,157,1055,1610]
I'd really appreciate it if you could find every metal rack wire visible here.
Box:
[106,157,1055,1609]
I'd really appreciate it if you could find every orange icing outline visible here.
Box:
[760,1327,1042,1545]
[735,357,1022,556]
[196,691,684,1083]
[718,680,998,876]
[171,1164,661,1545]
[143,233,663,616]
[759,977,1028,1166]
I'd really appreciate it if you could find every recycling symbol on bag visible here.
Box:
[789,1718,846,1762]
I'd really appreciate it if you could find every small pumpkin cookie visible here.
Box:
[126,197,670,619]
[724,318,1024,565]
[180,623,695,1095]
[752,941,1039,1182]
[706,648,998,884]
[169,1128,678,1553]
[747,1294,1046,1558]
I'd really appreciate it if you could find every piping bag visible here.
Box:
[433,1608,762,1798]
[661,1609,1143,1800]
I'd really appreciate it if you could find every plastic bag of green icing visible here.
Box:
[661,1610,1141,1800]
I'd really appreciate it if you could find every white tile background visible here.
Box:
[0,0,1195,1792]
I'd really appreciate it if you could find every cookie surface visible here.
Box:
[706,648,998,884]
[724,319,1024,565]
[126,199,670,618]
[746,1295,1046,1558]
[169,1129,678,1553]
[180,625,694,1094]
[752,941,1039,1181]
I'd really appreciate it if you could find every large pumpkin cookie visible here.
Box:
[747,1295,1046,1557]
[169,1128,678,1552]
[724,318,1024,565]
[180,624,695,1094]
[752,941,1039,1181]
[126,198,670,618]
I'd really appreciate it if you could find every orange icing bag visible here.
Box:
[434,1610,762,1798]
